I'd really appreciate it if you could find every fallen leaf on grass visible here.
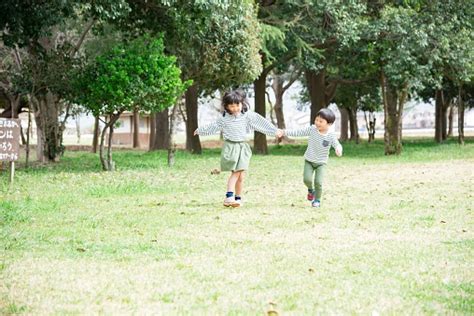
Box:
[267,302,279,316]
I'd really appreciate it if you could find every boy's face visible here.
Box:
[227,103,242,115]
[314,116,331,131]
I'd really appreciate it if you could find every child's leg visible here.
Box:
[224,171,243,207]
[226,171,241,194]
[303,160,315,191]
[313,164,326,200]
[235,171,245,197]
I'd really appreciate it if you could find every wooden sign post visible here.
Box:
[0,119,21,184]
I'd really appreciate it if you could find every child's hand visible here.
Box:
[193,129,199,136]
[335,148,343,157]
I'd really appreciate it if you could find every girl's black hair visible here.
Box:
[222,90,249,116]
[316,108,336,124]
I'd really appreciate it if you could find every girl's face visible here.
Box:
[314,116,330,132]
[226,102,242,115]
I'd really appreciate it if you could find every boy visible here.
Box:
[283,108,342,207]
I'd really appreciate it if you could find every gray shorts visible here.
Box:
[221,140,252,172]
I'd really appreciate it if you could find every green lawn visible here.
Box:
[1,138,473,314]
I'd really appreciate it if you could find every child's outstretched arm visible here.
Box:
[247,112,278,136]
[194,118,224,136]
[283,126,312,137]
[332,136,343,157]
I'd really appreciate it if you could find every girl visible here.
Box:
[194,90,282,207]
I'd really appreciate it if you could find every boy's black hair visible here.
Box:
[316,108,336,124]
[222,90,249,116]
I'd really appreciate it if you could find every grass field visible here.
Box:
[1,138,473,314]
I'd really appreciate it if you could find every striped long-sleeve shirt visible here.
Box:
[285,125,342,164]
[197,111,277,141]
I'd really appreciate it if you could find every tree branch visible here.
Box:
[12,45,22,70]
[262,51,297,77]
[283,68,302,92]
[325,81,338,103]
[72,19,96,56]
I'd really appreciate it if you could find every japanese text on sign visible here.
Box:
[0,119,20,161]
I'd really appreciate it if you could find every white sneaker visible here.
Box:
[235,199,243,207]
[223,196,240,207]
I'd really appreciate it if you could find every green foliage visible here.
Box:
[72,35,189,116]
[334,81,382,113]
[364,1,473,93]
[119,1,262,91]
[0,0,131,47]
[0,0,75,47]
[13,42,80,97]
[172,1,262,90]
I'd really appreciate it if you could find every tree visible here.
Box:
[416,1,474,144]
[180,2,262,154]
[365,5,430,155]
[72,36,189,171]
[271,67,302,130]
[0,0,131,161]
[333,80,381,144]
[120,1,262,154]
[254,2,306,153]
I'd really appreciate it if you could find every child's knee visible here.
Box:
[314,181,323,191]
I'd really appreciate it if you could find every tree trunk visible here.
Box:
[458,85,464,145]
[99,113,120,171]
[272,75,286,129]
[92,116,99,153]
[20,124,27,145]
[25,100,32,167]
[306,69,326,124]
[339,107,349,141]
[434,90,450,142]
[381,73,406,155]
[133,109,140,148]
[75,115,81,144]
[168,102,179,167]
[441,102,448,141]
[434,89,443,143]
[185,84,202,154]
[348,107,360,143]
[0,94,21,119]
[151,108,170,150]
[149,112,156,150]
[33,92,63,162]
[365,112,376,143]
[253,71,268,155]
[447,103,454,137]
